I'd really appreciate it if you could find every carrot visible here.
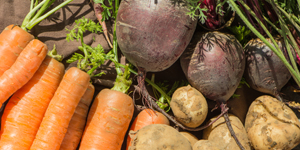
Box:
[79,88,134,150]
[0,0,73,76]
[59,83,95,150]
[126,109,170,150]
[29,67,90,150]
[66,15,133,150]
[0,39,47,107]
[0,25,34,76]
[0,56,65,150]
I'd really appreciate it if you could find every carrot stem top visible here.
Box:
[21,0,73,31]
[111,64,132,94]
[47,45,63,62]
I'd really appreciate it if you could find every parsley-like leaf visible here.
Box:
[65,17,114,78]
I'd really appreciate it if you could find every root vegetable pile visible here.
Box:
[1,0,300,150]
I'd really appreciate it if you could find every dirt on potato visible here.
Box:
[170,85,208,128]
[245,95,300,150]
[203,114,251,150]
[128,124,192,150]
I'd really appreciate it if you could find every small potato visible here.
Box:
[203,114,251,150]
[180,132,199,147]
[129,124,192,150]
[245,95,300,150]
[193,140,220,150]
[170,85,208,128]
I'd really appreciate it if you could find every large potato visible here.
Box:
[170,85,208,128]
[128,124,192,150]
[203,114,251,150]
[193,140,220,150]
[180,131,199,147]
[245,95,300,150]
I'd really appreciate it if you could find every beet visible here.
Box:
[116,0,197,72]
[180,31,245,103]
[244,37,295,98]
[180,31,246,149]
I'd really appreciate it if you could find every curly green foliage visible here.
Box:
[66,17,103,42]
[65,17,114,78]
[185,0,208,24]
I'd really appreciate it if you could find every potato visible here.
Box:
[227,83,264,124]
[170,85,208,128]
[203,114,251,150]
[245,95,300,150]
[128,124,192,150]
[180,132,199,147]
[193,140,220,150]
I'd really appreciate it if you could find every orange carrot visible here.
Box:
[0,56,65,150]
[0,25,34,76]
[126,109,170,150]
[30,67,90,150]
[79,89,134,150]
[59,83,95,150]
[0,39,47,107]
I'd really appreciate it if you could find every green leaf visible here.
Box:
[66,53,84,64]
[185,1,208,23]
[65,17,103,42]
[231,94,240,98]
[227,25,252,46]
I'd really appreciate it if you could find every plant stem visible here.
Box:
[112,0,122,75]
[26,0,73,30]
[29,0,53,24]
[276,3,300,32]
[269,0,300,77]
[228,0,300,87]
[21,0,47,31]
[22,0,73,31]
[237,0,282,55]
[116,63,171,102]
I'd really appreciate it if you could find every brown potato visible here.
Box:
[245,95,300,150]
[170,85,208,128]
[203,114,251,150]
[193,140,220,150]
[180,132,199,147]
[128,124,192,150]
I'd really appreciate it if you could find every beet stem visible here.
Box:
[221,103,245,150]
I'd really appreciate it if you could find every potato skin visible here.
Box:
[245,95,300,150]
[170,85,208,128]
[180,131,199,147]
[193,140,220,150]
[180,31,245,102]
[116,0,197,72]
[203,114,251,150]
[128,124,192,150]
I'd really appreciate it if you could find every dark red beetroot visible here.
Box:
[180,31,246,149]
[180,31,245,103]
[115,0,211,136]
[244,37,294,99]
[116,0,197,72]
